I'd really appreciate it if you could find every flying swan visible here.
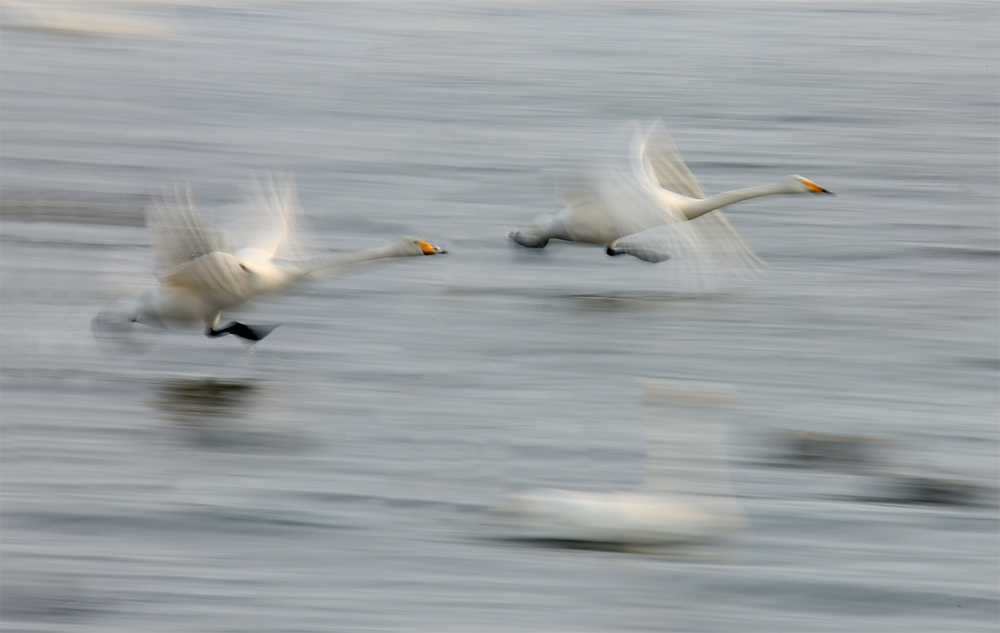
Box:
[510,121,832,266]
[488,379,745,546]
[93,175,445,341]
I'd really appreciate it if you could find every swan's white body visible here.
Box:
[94,176,444,339]
[510,121,831,265]
[489,380,744,546]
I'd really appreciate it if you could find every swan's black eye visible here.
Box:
[239,263,251,273]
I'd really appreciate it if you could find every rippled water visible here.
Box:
[2,2,998,632]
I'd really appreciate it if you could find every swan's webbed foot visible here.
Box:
[206,322,279,342]
[509,230,549,249]
[607,245,671,263]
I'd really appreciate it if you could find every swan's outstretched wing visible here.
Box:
[146,188,254,303]
[147,185,229,279]
[617,211,763,280]
[637,120,706,199]
[559,122,694,241]
[628,122,762,276]
[237,173,315,263]
[557,156,687,243]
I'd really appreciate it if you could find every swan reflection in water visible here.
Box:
[151,378,310,453]
[489,379,745,549]
[768,428,997,507]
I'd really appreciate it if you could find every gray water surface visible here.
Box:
[2,2,998,632]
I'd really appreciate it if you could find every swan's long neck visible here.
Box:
[680,181,791,221]
[326,243,406,267]
[299,242,412,279]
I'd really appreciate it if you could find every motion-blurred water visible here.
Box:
[2,2,997,632]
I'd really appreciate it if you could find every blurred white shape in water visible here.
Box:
[510,120,833,284]
[93,174,446,342]
[489,379,745,546]
[0,2,181,39]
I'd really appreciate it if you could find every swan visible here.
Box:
[510,121,832,265]
[93,175,445,342]
[488,380,745,546]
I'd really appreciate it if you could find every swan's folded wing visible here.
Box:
[147,186,228,279]
[638,120,706,200]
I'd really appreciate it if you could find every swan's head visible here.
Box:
[400,237,447,256]
[786,175,833,195]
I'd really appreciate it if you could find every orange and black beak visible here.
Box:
[802,178,833,195]
[418,240,447,255]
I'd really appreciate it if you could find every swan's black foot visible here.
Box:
[206,322,279,342]
[509,230,548,249]
[606,246,623,256]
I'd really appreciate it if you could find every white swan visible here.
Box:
[510,121,832,265]
[93,175,445,341]
[488,380,745,546]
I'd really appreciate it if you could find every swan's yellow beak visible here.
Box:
[418,240,446,255]
[802,178,832,194]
